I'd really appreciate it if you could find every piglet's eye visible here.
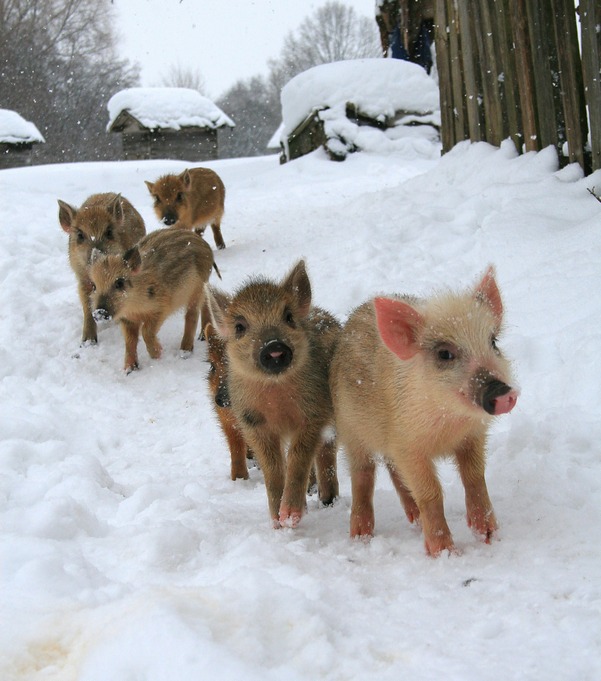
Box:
[76,231,85,244]
[114,278,126,290]
[106,226,114,240]
[176,192,184,203]
[438,348,455,361]
[234,318,247,337]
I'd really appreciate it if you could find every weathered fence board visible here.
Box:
[431,0,598,174]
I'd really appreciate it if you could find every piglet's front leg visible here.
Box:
[456,436,498,543]
[121,319,140,373]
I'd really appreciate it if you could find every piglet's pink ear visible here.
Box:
[475,266,503,324]
[374,297,423,360]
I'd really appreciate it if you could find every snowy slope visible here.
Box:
[1,138,600,681]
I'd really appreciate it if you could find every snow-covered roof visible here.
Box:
[107,88,235,132]
[281,58,440,136]
[0,109,45,144]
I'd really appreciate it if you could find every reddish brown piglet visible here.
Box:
[88,228,220,373]
[206,260,340,527]
[145,167,226,249]
[329,267,518,556]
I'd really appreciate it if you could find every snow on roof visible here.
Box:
[281,58,440,136]
[0,109,45,144]
[107,88,234,132]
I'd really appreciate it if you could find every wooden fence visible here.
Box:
[433,0,601,173]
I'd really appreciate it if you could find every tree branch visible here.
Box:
[587,187,601,204]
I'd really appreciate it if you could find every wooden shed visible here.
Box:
[278,59,440,162]
[0,109,45,169]
[107,88,234,162]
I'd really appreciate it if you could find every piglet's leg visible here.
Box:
[211,222,226,250]
[279,428,321,527]
[314,438,339,506]
[246,431,285,527]
[121,319,140,373]
[349,451,376,539]
[402,456,455,556]
[387,463,420,524]
[79,280,97,345]
[181,290,201,353]
[456,435,498,542]
[222,416,249,481]
[141,314,164,359]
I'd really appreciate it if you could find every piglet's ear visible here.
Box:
[110,194,124,223]
[374,297,423,360]
[58,199,76,233]
[205,285,230,339]
[474,265,503,324]
[123,246,142,274]
[283,259,312,318]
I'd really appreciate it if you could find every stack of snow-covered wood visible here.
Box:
[107,88,235,162]
[277,58,440,162]
[0,109,45,169]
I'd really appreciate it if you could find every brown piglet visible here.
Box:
[329,267,518,556]
[206,260,340,527]
[145,167,226,249]
[88,228,220,373]
[58,193,146,344]
[205,321,254,481]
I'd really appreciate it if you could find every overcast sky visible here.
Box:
[113,0,377,101]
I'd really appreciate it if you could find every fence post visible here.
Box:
[495,0,523,151]
[434,0,455,152]
[580,0,601,171]
[551,0,589,170]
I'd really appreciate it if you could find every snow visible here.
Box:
[0,109,45,144]
[1,135,601,680]
[280,58,441,136]
[107,88,235,132]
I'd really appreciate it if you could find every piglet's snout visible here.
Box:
[481,379,518,415]
[93,308,111,322]
[472,369,518,416]
[259,340,293,374]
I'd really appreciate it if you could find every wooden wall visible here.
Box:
[433,0,600,173]
[120,129,219,162]
[0,143,34,169]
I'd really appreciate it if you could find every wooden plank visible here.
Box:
[473,0,504,146]
[524,0,560,152]
[551,0,589,170]
[494,0,522,151]
[456,1,482,142]
[446,0,467,144]
[580,0,601,171]
[507,0,539,151]
[433,0,455,152]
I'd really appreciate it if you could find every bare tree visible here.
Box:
[217,75,280,159]
[268,1,381,93]
[218,1,380,159]
[0,0,139,162]
[158,63,208,95]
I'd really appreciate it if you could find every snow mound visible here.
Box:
[281,58,440,136]
[0,109,45,144]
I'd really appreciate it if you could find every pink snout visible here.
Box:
[492,389,518,415]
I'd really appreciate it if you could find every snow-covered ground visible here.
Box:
[1,137,600,680]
